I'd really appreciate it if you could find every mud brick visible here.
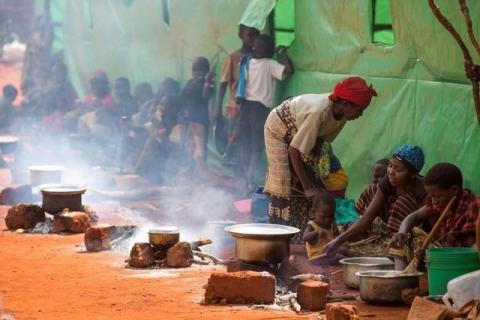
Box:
[129,242,155,268]
[407,297,449,320]
[84,224,115,251]
[297,280,329,310]
[166,242,193,268]
[5,203,45,230]
[204,271,275,304]
[53,211,91,233]
[326,303,359,320]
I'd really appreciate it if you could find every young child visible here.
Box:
[135,94,181,183]
[302,193,340,259]
[236,34,294,190]
[372,158,389,184]
[214,24,259,156]
[390,162,480,270]
[181,57,214,163]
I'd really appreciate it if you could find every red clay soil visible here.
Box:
[0,205,410,320]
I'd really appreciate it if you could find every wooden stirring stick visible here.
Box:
[401,195,457,274]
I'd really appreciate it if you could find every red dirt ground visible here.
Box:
[0,60,410,320]
[0,205,410,320]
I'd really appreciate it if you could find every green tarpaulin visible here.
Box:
[42,0,480,197]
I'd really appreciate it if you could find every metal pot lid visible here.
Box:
[40,184,86,195]
[29,165,64,172]
[0,135,19,143]
[356,270,423,278]
[339,257,394,266]
[149,226,179,234]
[225,223,300,239]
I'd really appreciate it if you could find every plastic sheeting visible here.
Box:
[239,0,275,31]
[46,0,480,197]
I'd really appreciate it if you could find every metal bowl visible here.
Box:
[339,257,394,289]
[356,270,422,304]
[148,226,179,249]
[225,223,300,264]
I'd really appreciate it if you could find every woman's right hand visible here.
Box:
[390,232,408,249]
[323,238,341,257]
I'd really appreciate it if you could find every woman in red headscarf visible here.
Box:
[264,76,377,237]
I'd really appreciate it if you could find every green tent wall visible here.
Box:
[40,0,479,197]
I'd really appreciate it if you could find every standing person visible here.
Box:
[21,15,53,98]
[264,76,377,236]
[323,144,427,258]
[214,24,259,158]
[181,57,214,163]
[236,34,293,191]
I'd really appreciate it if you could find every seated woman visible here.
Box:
[390,163,480,270]
[323,144,427,257]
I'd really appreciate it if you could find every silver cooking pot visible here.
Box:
[339,257,394,289]
[356,270,422,304]
[225,223,299,264]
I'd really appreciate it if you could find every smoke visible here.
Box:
[10,121,239,255]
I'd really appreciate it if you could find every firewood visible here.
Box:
[289,296,301,313]
[189,237,212,251]
[192,251,227,265]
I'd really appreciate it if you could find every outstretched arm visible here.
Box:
[288,145,325,197]
[324,188,386,256]
[390,207,428,248]
[279,46,294,77]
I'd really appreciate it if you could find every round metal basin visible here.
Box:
[339,257,394,289]
[356,270,422,304]
[225,223,299,264]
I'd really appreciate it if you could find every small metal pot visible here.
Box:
[356,270,422,304]
[339,257,394,289]
[148,227,179,249]
[225,223,299,264]
[41,184,86,214]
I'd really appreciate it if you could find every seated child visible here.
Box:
[303,193,351,265]
[389,162,480,270]
[372,158,389,184]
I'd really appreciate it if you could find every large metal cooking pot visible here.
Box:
[0,135,18,154]
[340,257,394,289]
[41,184,86,214]
[148,226,179,249]
[225,223,299,264]
[29,165,64,186]
[356,270,422,304]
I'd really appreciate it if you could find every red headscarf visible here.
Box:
[329,76,377,109]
